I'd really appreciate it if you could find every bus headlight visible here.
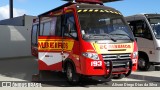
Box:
[132,52,138,59]
[82,52,99,60]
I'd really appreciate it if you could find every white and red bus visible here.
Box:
[31,0,138,84]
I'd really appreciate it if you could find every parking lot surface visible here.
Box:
[0,57,160,89]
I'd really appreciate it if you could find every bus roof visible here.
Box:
[76,3,118,10]
[63,0,121,4]
[38,2,121,17]
[126,14,160,18]
[145,14,160,18]
[38,2,73,17]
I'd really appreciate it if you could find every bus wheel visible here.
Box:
[66,63,79,85]
[112,74,125,79]
[39,70,47,80]
[39,70,51,81]
[138,56,150,71]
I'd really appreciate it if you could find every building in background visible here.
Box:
[0,15,36,59]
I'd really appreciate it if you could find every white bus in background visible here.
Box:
[125,14,160,71]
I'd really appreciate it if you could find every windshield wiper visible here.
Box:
[110,34,134,41]
[91,34,117,42]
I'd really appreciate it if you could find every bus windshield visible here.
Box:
[149,18,160,39]
[78,12,134,41]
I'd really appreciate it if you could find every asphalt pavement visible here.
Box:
[0,57,160,89]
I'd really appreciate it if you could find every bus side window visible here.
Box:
[129,20,152,40]
[40,17,58,36]
[64,13,78,39]
[55,16,62,36]
[50,17,58,36]
[40,23,44,35]
[43,22,51,36]
[32,24,38,45]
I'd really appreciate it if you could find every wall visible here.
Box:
[0,16,24,26]
[0,15,36,58]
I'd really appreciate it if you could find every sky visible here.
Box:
[0,0,160,20]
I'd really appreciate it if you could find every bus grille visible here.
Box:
[102,53,131,60]
[102,53,131,72]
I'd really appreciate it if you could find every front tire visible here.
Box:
[38,70,50,81]
[66,63,79,85]
[138,55,150,71]
[112,74,125,79]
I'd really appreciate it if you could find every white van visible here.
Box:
[125,14,160,71]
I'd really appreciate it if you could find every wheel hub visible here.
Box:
[67,67,72,80]
[138,58,146,68]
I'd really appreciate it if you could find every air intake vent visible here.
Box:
[108,49,126,51]
[102,53,131,60]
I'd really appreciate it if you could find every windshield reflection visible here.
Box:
[149,18,160,39]
[78,12,134,40]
